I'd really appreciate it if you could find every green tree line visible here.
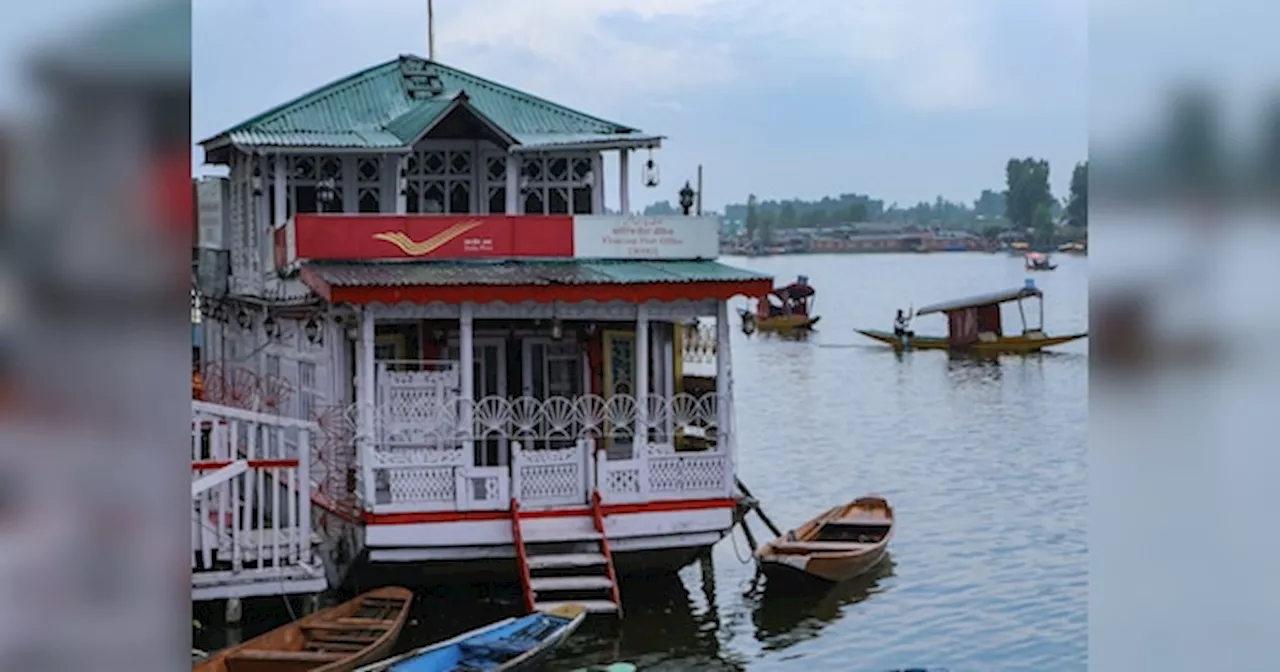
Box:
[711,157,1088,248]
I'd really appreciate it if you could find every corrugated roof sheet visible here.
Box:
[305,260,770,288]
[202,55,645,151]
[513,132,663,149]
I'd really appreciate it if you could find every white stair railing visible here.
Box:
[191,400,321,581]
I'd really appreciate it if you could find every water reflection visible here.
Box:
[546,574,746,671]
[751,556,897,651]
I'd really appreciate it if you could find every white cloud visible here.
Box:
[435,0,1013,114]
[433,0,734,107]
[194,0,1079,142]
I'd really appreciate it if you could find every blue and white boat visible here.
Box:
[355,604,588,672]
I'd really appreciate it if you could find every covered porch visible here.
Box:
[300,259,770,516]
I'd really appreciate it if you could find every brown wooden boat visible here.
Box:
[755,496,894,583]
[194,586,413,672]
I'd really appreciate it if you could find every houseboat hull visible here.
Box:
[854,329,1087,354]
[360,498,736,579]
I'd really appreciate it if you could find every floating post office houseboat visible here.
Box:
[192,54,771,612]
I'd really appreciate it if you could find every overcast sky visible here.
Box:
[193,0,1087,211]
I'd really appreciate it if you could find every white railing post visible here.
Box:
[635,304,649,456]
[274,426,285,570]
[716,300,735,496]
[455,467,469,510]
[359,307,376,510]
[591,438,602,498]
[579,439,591,500]
[298,428,312,564]
[510,440,522,505]
[460,302,475,460]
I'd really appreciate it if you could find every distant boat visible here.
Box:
[355,603,587,672]
[194,586,413,672]
[1057,241,1087,255]
[1025,252,1056,271]
[854,281,1087,355]
[756,496,894,583]
[739,275,820,335]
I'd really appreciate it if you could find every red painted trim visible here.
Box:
[299,266,333,302]
[591,490,623,615]
[510,498,536,613]
[362,497,738,525]
[192,459,299,471]
[323,279,773,306]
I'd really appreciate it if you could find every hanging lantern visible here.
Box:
[303,316,322,344]
[262,314,279,340]
[642,149,660,188]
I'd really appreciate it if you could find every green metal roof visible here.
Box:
[305,260,772,288]
[200,55,647,153]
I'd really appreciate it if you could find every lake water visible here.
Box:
[198,251,1088,672]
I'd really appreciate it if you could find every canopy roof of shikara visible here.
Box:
[915,286,1042,316]
[200,55,663,163]
[300,260,773,305]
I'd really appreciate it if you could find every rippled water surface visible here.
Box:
[550,253,1087,671]
[200,252,1088,672]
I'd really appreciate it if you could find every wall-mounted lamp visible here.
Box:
[304,316,322,344]
[262,314,280,340]
[550,318,563,341]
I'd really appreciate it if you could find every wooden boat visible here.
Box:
[354,603,587,672]
[194,587,413,672]
[739,275,820,334]
[1057,240,1087,255]
[854,280,1087,355]
[756,496,894,583]
[1024,251,1056,271]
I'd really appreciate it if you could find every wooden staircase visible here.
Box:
[510,492,623,618]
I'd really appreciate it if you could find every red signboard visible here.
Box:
[289,214,574,262]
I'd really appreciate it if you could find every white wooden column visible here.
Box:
[341,155,357,212]
[634,303,649,455]
[358,307,376,508]
[505,154,519,214]
[591,152,605,214]
[396,154,409,214]
[459,302,476,457]
[272,154,287,226]
[716,301,734,483]
[661,323,675,441]
[255,153,271,274]
[618,148,630,215]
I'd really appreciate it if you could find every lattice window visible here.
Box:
[519,155,594,215]
[269,155,346,218]
[356,156,382,213]
[405,149,473,213]
[484,155,507,214]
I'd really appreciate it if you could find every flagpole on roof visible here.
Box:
[428,0,436,60]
